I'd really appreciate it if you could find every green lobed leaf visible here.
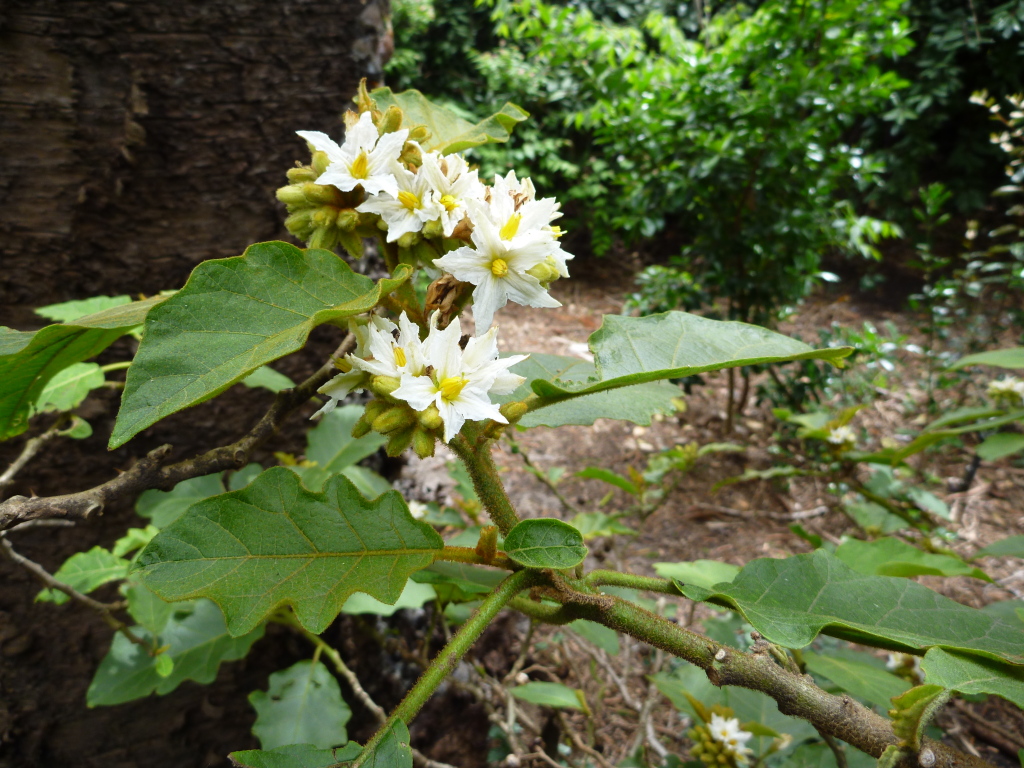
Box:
[291,405,387,493]
[230,744,362,768]
[527,312,851,402]
[510,681,585,710]
[977,432,1024,462]
[87,599,264,706]
[134,467,444,635]
[833,537,990,581]
[341,580,436,616]
[803,650,910,709]
[889,685,949,749]
[503,518,587,569]
[677,550,1024,665]
[976,536,1024,559]
[249,660,352,750]
[33,362,105,414]
[126,580,175,635]
[949,347,1024,370]
[36,546,130,605]
[136,473,227,529]
[35,295,132,324]
[112,525,161,558]
[654,560,740,591]
[0,295,165,440]
[921,647,1024,708]
[242,366,297,393]
[500,353,678,428]
[110,241,411,448]
[371,87,529,154]
[347,719,413,768]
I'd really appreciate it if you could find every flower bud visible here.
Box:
[276,184,308,206]
[311,150,332,177]
[368,375,402,398]
[284,209,315,239]
[307,227,337,251]
[312,206,338,228]
[335,208,360,232]
[363,399,389,423]
[385,425,415,457]
[408,125,430,143]
[378,105,403,134]
[500,401,528,423]
[302,182,343,207]
[526,259,560,287]
[287,165,319,184]
[421,218,444,239]
[351,415,373,439]
[399,141,422,167]
[412,427,435,459]
[372,404,416,434]
[475,525,498,563]
[396,231,421,249]
[417,404,443,430]
[337,230,364,260]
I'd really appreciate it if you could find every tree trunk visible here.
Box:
[0,0,392,328]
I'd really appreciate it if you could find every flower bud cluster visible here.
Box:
[987,376,1024,409]
[688,709,754,768]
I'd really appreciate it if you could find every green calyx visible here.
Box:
[371,404,416,435]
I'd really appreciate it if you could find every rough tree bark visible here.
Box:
[0,0,392,328]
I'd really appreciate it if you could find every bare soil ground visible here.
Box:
[2,257,1023,767]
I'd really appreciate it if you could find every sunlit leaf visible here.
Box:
[654,560,740,591]
[134,467,443,635]
[341,580,436,616]
[510,681,585,710]
[111,242,410,448]
[250,660,351,750]
[921,647,1024,708]
[33,362,105,414]
[242,366,296,393]
[678,550,1024,664]
[371,87,528,154]
[949,347,1024,370]
[36,546,130,605]
[833,537,990,581]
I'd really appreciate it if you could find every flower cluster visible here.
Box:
[826,424,857,450]
[688,710,755,768]
[987,376,1024,409]
[288,99,578,450]
[294,110,573,335]
[315,311,527,447]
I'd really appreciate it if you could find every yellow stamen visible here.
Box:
[397,190,420,210]
[499,213,521,240]
[490,258,509,277]
[349,150,370,180]
[550,225,564,238]
[393,345,407,367]
[439,193,458,212]
[439,375,468,401]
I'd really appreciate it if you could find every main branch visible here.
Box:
[0,336,354,532]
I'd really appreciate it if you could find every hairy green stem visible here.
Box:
[584,569,680,595]
[434,545,515,570]
[449,434,521,535]
[355,570,538,763]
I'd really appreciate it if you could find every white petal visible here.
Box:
[470,274,507,333]
[392,374,438,412]
[438,399,466,443]
[347,111,381,151]
[502,269,561,310]
[453,386,507,424]
[318,370,366,399]
[296,131,345,164]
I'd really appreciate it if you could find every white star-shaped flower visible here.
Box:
[297,111,408,198]
[312,313,424,418]
[708,714,754,766]
[826,424,856,446]
[433,199,560,333]
[391,313,527,442]
[357,164,442,242]
[988,376,1024,407]
[420,152,486,237]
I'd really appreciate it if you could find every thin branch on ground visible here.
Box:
[507,436,582,516]
[0,535,147,649]
[555,710,616,768]
[0,335,354,532]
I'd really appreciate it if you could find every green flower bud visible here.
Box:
[312,206,338,228]
[412,427,435,459]
[372,404,416,435]
[311,150,331,176]
[526,258,560,287]
[284,209,315,239]
[417,404,443,431]
[351,415,373,439]
[385,425,415,457]
[287,165,319,184]
[307,227,337,250]
[399,142,423,167]
[363,399,389,423]
[276,184,309,207]
[408,125,430,143]
[302,182,342,207]
[368,375,401,398]
[379,105,403,134]
[396,231,421,249]
[336,208,360,232]
[421,218,444,239]
[499,401,528,423]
